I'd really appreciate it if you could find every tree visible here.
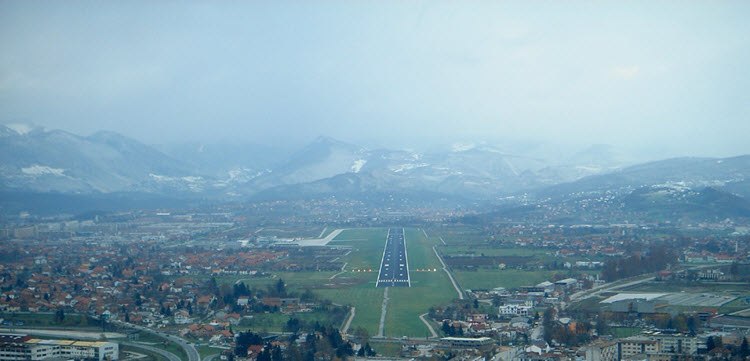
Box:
[707,336,722,351]
[353,326,370,345]
[275,279,286,297]
[285,318,301,333]
[441,320,451,335]
[364,343,376,356]
[271,345,282,361]
[740,337,749,358]
[55,308,65,324]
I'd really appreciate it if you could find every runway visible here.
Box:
[376,228,410,287]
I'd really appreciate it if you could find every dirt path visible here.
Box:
[377,287,390,337]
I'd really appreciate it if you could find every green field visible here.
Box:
[404,228,442,270]
[314,282,384,336]
[0,312,101,328]
[237,309,347,333]
[611,327,643,338]
[453,269,558,290]
[329,228,389,271]
[385,272,457,337]
[238,271,339,289]
[441,246,549,257]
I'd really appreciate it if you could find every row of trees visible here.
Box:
[234,326,366,361]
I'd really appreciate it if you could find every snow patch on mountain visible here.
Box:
[22,165,66,176]
[575,165,603,172]
[392,163,429,173]
[451,142,476,152]
[351,159,366,173]
[7,123,35,135]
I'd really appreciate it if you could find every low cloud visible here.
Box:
[612,65,640,80]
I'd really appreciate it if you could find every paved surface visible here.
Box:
[342,306,356,334]
[376,228,410,287]
[122,342,181,361]
[377,287,390,337]
[294,228,345,246]
[419,313,438,338]
[114,321,199,361]
[0,328,125,340]
[203,353,220,361]
[433,246,464,299]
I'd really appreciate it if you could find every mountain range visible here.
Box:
[2,123,750,220]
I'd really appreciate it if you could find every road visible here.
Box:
[376,228,410,287]
[122,342,181,361]
[0,327,125,340]
[342,307,356,334]
[203,354,220,361]
[114,320,199,361]
[419,313,438,338]
[377,288,390,337]
[433,245,464,299]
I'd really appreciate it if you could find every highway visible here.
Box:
[122,342,182,361]
[113,320,200,361]
[376,228,410,287]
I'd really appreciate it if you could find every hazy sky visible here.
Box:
[1,1,749,156]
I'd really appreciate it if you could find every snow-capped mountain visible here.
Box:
[7,123,747,210]
[0,124,199,193]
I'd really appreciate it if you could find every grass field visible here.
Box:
[452,269,558,290]
[384,271,457,337]
[611,327,643,338]
[424,227,490,246]
[404,228,441,270]
[441,246,549,257]
[314,283,384,336]
[236,271,340,291]
[0,312,101,328]
[237,309,346,333]
[329,228,388,271]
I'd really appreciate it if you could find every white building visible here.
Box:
[499,305,532,317]
[0,334,118,361]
